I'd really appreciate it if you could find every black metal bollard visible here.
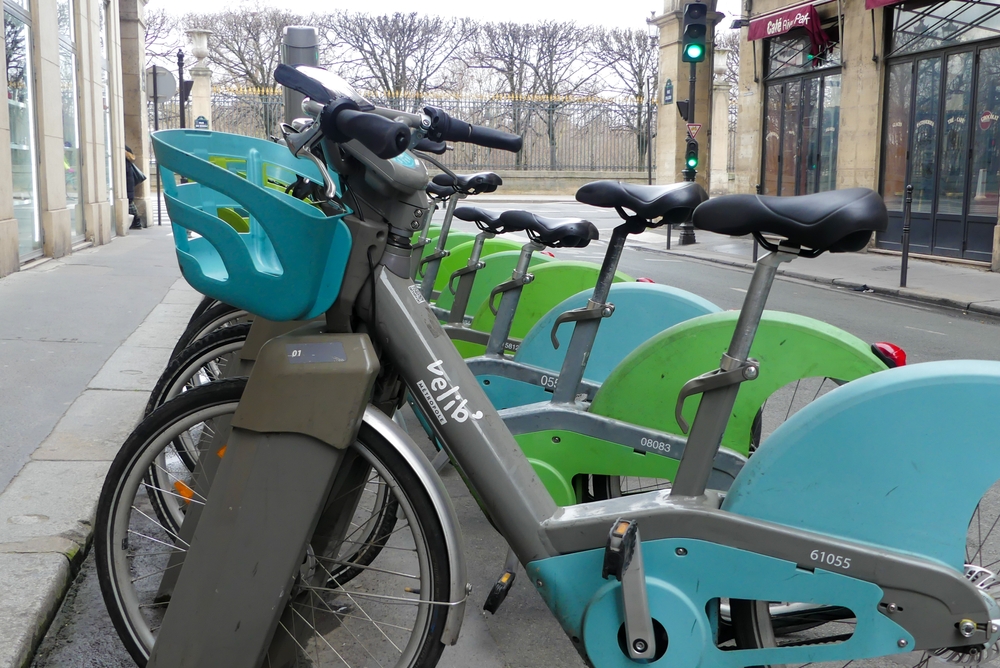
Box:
[666,224,672,250]
[900,184,912,288]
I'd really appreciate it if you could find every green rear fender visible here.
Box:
[589,310,887,457]
[434,250,553,317]
[455,261,632,358]
[432,237,525,295]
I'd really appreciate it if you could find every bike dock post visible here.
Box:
[900,184,912,288]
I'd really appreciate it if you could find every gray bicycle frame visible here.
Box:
[146,105,995,666]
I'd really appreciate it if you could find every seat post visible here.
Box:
[420,191,461,301]
[549,222,634,404]
[671,246,798,498]
[485,241,543,356]
[446,230,493,324]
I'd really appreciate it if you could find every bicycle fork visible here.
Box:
[146,328,381,668]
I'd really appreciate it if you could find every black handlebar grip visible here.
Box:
[334,108,411,160]
[424,106,522,153]
[467,125,523,152]
[273,64,332,104]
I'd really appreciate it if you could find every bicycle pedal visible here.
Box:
[602,518,637,581]
[483,569,516,614]
[603,518,655,660]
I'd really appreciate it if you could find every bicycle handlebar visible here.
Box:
[423,106,523,153]
[321,100,411,160]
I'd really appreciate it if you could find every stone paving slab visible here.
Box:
[31,390,148,462]
[0,554,71,668]
[86,346,173,392]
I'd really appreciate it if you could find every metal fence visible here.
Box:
[149,91,656,173]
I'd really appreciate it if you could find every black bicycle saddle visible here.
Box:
[576,181,708,226]
[426,182,455,198]
[498,210,599,248]
[433,172,503,195]
[693,188,888,255]
[453,206,504,231]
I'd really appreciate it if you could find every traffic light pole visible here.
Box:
[678,60,698,245]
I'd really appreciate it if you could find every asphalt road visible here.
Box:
[32,200,1000,667]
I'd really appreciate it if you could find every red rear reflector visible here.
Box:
[541,251,556,258]
[872,342,906,368]
[636,277,655,283]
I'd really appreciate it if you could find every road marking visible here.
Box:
[904,325,947,336]
[731,287,747,293]
[641,258,683,263]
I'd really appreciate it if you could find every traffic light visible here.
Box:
[685,137,699,170]
[682,2,708,63]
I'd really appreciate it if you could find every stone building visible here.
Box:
[731,0,1000,265]
[1,0,147,277]
[657,0,1000,265]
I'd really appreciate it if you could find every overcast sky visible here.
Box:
[146,0,743,32]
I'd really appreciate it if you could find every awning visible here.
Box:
[747,1,832,40]
[864,0,904,9]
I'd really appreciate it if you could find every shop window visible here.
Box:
[890,0,1000,56]
[761,30,841,197]
[58,0,83,241]
[4,4,41,259]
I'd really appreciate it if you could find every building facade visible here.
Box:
[0,0,142,278]
[732,0,1000,265]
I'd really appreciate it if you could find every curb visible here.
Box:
[0,280,199,668]
[626,241,1000,318]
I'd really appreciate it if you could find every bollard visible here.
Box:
[666,224,672,250]
[282,27,320,125]
[900,184,912,288]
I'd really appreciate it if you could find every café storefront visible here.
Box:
[734,0,1000,264]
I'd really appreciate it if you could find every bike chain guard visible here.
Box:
[675,354,760,434]
[550,300,615,350]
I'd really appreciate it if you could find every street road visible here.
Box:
[32,200,1000,667]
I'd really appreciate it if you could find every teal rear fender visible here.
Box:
[724,360,1000,572]
[590,310,887,457]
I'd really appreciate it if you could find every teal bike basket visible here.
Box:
[151,129,353,322]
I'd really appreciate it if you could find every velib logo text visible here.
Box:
[416,360,484,426]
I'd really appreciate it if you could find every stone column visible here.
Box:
[30,0,71,258]
[654,0,721,190]
[187,29,213,130]
[120,0,150,228]
[709,48,731,196]
[0,39,18,275]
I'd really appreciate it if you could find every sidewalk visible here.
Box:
[631,227,1000,317]
[0,228,196,667]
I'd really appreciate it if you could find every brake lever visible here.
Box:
[282,117,336,202]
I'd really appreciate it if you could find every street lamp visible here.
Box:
[646,14,657,186]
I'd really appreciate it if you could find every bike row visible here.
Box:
[95,63,998,668]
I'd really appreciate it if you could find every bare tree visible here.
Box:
[593,28,658,168]
[321,11,476,110]
[187,5,302,89]
[715,29,740,134]
[144,8,182,69]
[525,21,596,169]
[470,21,536,166]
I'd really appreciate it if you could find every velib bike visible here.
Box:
[100,64,1000,668]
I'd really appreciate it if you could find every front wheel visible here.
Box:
[96,382,452,667]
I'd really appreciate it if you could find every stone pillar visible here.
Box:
[30,0,71,258]
[120,0,150,227]
[187,29,213,130]
[709,48,731,196]
[836,0,884,191]
[654,0,721,189]
[0,39,18,275]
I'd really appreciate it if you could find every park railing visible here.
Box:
[149,89,656,173]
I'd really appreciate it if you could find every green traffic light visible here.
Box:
[687,157,698,168]
[685,44,704,60]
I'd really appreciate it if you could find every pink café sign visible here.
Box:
[748,4,818,41]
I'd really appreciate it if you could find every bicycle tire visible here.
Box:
[145,323,251,418]
[168,301,250,361]
[185,296,221,327]
[97,382,449,667]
